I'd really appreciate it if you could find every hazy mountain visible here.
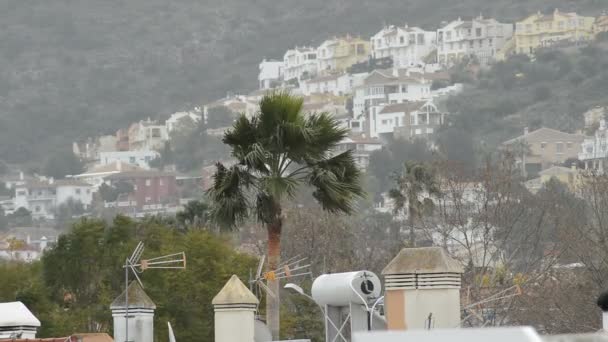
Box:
[0,0,604,163]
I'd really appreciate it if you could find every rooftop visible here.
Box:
[110,281,156,310]
[0,302,41,328]
[212,275,259,306]
[382,247,464,275]
[503,127,585,145]
[379,101,426,114]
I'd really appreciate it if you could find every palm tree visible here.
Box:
[176,200,210,228]
[208,91,364,339]
[388,161,440,247]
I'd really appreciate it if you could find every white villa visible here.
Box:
[437,16,514,66]
[371,25,437,68]
[283,47,318,81]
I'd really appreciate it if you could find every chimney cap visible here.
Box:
[110,281,156,310]
[212,275,259,306]
[382,247,464,275]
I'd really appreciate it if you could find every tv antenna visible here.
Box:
[249,255,312,301]
[122,242,186,342]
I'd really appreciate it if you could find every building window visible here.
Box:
[415,128,422,135]
[488,38,493,46]
[145,196,151,203]
[556,142,564,154]
[400,36,404,44]
[159,178,164,186]
[558,21,565,30]
[75,189,81,195]
[145,179,151,187]
[469,41,474,48]
[17,190,26,196]
[540,142,547,149]
[476,28,482,37]
[86,189,91,194]
[129,157,136,164]
[567,142,573,149]
[35,206,41,212]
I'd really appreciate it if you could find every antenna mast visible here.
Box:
[122,242,186,342]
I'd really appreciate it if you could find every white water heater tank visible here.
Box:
[311,271,381,306]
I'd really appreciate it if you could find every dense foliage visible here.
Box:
[0,216,256,341]
[0,0,605,164]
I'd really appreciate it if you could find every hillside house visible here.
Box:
[165,111,201,133]
[580,119,608,173]
[98,150,160,170]
[127,119,169,151]
[258,59,283,89]
[10,179,93,220]
[283,47,318,82]
[371,25,437,68]
[372,100,447,140]
[503,127,585,176]
[513,9,595,55]
[104,170,178,210]
[437,15,514,66]
[316,36,370,74]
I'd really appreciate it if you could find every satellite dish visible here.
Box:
[168,322,176,342]
[254,319,272,342]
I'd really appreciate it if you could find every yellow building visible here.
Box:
[316,36,370,74]
[513,9,595,55]
[594,14,608,36]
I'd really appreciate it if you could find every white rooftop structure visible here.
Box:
[0,301,41,339]
[354,327,543,342]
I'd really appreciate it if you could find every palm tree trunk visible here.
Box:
[408,203,416,247]
[266,215,282,340]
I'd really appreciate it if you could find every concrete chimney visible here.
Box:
[524,127,529,135]
[110,281,156,342]
[117,160,123,171]
[212,275,259,342]
[19,171,24,181]
[381,247,463,330]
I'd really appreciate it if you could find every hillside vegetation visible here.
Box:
[0,0,605,163]
[447,40,608,149]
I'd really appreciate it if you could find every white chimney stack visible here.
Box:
[212,275,259,342]
[382,247,463,330]
[110,281,156,342]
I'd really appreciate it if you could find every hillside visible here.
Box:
[0,0,605,163]
[446,40,608,150]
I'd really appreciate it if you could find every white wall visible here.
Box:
[56,185,93,207]
[112,310,154,342]
[99,151,160,169]
[215,309,256,342]
[258,60,283,89]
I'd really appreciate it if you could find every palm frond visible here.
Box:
[303,112,349,160]
[223,115,257,156]
[207,163,252,229]
[261,176,300,201]
[258,91,304,138]
[308,150,364,213]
